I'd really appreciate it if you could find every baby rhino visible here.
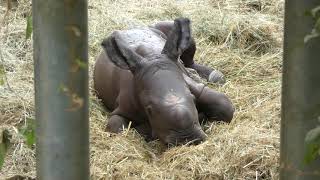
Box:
[94,18,234,146]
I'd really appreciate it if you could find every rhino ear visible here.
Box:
[101,31,144,73]
[161,18,192,61]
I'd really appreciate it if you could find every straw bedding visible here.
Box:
[0,0,283,179]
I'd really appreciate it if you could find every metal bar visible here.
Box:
[281,0,320,179]
[32,0,89,179]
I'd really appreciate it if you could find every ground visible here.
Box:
[0,0,283,179]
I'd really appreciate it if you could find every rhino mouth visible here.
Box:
[164,125,206,146]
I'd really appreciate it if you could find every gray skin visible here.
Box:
[93,18,234,146]
[150,21,226,84]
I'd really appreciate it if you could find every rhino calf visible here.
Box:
[93,18,234,146]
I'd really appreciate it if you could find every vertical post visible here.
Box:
[281,0,320,179]
[32,1,89,180]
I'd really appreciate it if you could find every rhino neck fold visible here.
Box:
[131,80,148,121]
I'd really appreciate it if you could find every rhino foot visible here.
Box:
[208,69,226,84]
[106,115,129,133]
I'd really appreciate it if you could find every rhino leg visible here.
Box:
[184,74,234,123]
[105,115,129,133]
[188,64,226,84]
[150,21,225,84]
[198,112,208,124]
[134,123,157,142]
[197,87,234,123]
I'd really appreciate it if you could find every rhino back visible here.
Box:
[116,28,167,58]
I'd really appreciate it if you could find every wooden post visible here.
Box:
[281,0,320,179]
[32,0,89,179]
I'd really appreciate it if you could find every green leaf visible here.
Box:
[0,143,6,170]
[315,18,320,33]
[311,6,320,18]
[0,130,12,170]
[76,58,87,69]
[304,10,313,17]
[0,64,4,86]
[304,30,320,43]
[19,118,36,148]
[304,126,320,164]
[26,15,33,40]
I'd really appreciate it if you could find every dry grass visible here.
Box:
[0,0,283,179]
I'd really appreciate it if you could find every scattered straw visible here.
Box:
[0,0,283,179]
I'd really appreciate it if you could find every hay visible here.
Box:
[0,0,283,179]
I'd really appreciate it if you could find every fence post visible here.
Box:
[32,0,89,179]
[281,0,320,179]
